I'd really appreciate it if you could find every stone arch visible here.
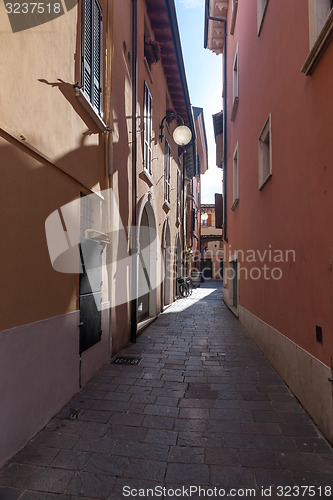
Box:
[161,219,172,307]
[137,194,158,322]
[174,232,182,297]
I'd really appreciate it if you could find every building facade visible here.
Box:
[200,203,223,280]
[205,0,333,442]
[0,0,199,466]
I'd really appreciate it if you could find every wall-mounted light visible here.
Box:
[159,112,192,146]
[201,211,209,221]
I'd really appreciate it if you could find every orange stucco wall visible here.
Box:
[224,0,333,367]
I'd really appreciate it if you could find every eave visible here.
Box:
[146,0,196,177]
[204,0,228,55]
[146,0,194,132]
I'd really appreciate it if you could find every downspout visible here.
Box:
[105,0,113,356]
[222,23,228,243]
[204,0,228,242]
[182,154,186,277]
[130,0,138,343]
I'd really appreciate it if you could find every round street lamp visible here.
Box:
[173,125,192,146]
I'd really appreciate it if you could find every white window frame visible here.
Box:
[177,168,181,222]
[231,45,239,122]
[144,82,153,174]
[309,0,333,45]
[258,114,272,190]
[302,0,333,74]
[232,142,239,210]
[257,0,269,35]
[164,140,171,204]
[230,0,238,35]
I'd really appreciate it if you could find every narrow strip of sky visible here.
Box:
[174,0,223,203]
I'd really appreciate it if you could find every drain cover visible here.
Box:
[66,408,82,420]
[112,356,142,365]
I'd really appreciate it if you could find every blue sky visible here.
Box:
[174,0,223,203]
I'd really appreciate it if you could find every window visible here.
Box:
[232,142,239,210]
[144,82,153,174]
[201,212,212,226]
[302,0,333,74]
[164,140,171,204]
[231,46,239,121]
[82,0,103,114]
[258,114,272,190]
[257,0,269,35]
[80,193,94,238]
[177,168,181,221]
[312,0,333,39]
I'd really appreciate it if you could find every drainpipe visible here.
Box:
[130,0,138,343]
[204,0,228,242]
[106,0,113,357]
[182,154,186,277]
[222,23,228,243]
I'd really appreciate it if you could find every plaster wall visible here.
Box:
[224,0,333,368]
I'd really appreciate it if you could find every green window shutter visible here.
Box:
[82,0,92,101]
[82,0,103,114]
[93,0,102,113]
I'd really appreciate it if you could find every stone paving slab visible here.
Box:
[0,283,333,499]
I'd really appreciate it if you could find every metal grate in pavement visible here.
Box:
[112,356,142,365]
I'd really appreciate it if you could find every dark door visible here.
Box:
[79,238,103,354]
[201,259,213,279]
[231,260,238,307]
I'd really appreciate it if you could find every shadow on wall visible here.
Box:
[38,79,102,137]
[0,141,81,331]
[0,124,110,332]
[109,55,132,355]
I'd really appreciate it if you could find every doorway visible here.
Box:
[138,206,150,322]
[201,259,213,279]
[230,260,238,307]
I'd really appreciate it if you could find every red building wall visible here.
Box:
[220,0,333,441]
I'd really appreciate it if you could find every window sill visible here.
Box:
[259,172,272,190]
[231,198,239,211]
[301,10,333,75]
[163,201,171,213]
[230,97,239,122]
[230,0,238,35]
[139,168,153,187]
[75,88,108,131]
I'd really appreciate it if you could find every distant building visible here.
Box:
[185,107,208,282]
[200,203,223,280]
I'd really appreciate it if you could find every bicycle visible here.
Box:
[177,276,193,297]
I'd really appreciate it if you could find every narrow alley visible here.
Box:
[0,283,332,500]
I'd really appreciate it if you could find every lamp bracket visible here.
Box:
[159,112,184,142]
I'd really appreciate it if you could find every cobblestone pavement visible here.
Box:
[1,283,333,500]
